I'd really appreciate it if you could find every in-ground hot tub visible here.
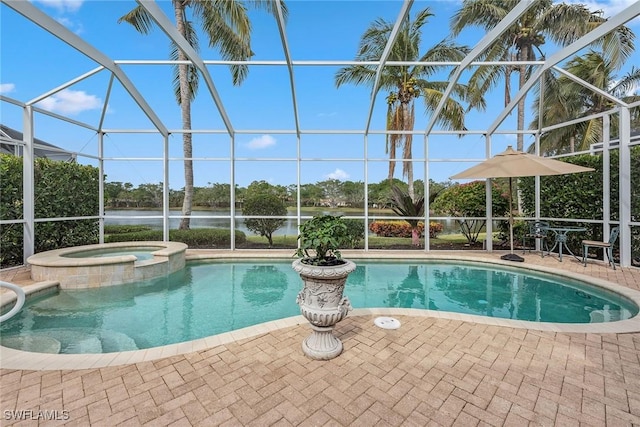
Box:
[27,242,187,289]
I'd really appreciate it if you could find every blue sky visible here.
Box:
[1,0,639,189]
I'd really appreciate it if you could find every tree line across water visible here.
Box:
[103,178,454,210]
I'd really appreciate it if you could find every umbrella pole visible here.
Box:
[501,177,524,262]
[509,177,514,254]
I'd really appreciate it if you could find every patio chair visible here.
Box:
[522,221,550,257]
[582,226,620,270]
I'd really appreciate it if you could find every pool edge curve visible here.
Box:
[2,250,640,371]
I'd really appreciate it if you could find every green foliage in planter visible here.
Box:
[295,215,349,266]
[431,180,509,244]
[1,154,99,267]
[105,228,246,247]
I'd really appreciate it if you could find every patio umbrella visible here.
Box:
[450,145,594,262]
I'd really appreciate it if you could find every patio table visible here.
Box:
[546,225,587,262]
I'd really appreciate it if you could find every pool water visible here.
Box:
[1,260,637,354]
[62,247,158,261]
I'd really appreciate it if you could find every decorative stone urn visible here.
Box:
[292,258,356,360]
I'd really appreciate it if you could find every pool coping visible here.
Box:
[26,241,188,267]
[2,250,640,371]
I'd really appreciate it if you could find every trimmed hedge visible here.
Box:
[520,147,640,259]
[1,154,99,268]
[106,227,246,248]
[104,224,153,235]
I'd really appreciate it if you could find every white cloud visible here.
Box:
[325,168,350,180]
[56,16,84,35]
[247,135,276,149]
[0,83,15,94]
[34,0,84,13]
[563,0,640,25]
[36,89,102,115]
[33,1,84,34]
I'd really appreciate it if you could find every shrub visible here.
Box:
[1,154,99,268]
[106,228,246,247]
[104,224,153,235]
[369,220,444,239]
[520,148,639,255]
[431,181,509,244]
[428,222,444,238]
[369,221,424,238]
[343,219,365,248]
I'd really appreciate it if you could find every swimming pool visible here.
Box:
[1,259,637,355]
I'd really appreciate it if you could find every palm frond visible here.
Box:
[610,66,640,99]
[246,0,288,22]
[450,0,512,37]
[390,185,424,226]
[412,39,468,78]
[578,118,602,151]
[196,0,252,85]
[464,44,510,107]
[421,88,467,131]
[117,5,154,34]
[335,66,377,89]
[170,28,200,105]
[586,15,635,71]
[536,3,593,46]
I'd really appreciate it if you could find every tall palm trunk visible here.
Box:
[515,45,529,214]
[402,102,415,201]
[175,2,193,230]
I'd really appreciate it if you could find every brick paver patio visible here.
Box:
[2,251,639,426]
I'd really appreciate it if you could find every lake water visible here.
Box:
[104,209,462,236]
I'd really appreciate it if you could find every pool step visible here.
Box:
[1,334,62,354]
[1,329,139,354]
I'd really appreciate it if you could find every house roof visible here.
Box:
[0,124,75,161]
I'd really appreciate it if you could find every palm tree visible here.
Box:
[531,51,640,155]
[451,0,635,153]
[119,1,286,229]
[389,185,425,246]
[335,8,485,201]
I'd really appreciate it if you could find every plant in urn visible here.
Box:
[293,215,356,360]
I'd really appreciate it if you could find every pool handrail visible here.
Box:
[0,281,26,322]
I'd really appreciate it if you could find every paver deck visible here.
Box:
[1,250,639,426]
